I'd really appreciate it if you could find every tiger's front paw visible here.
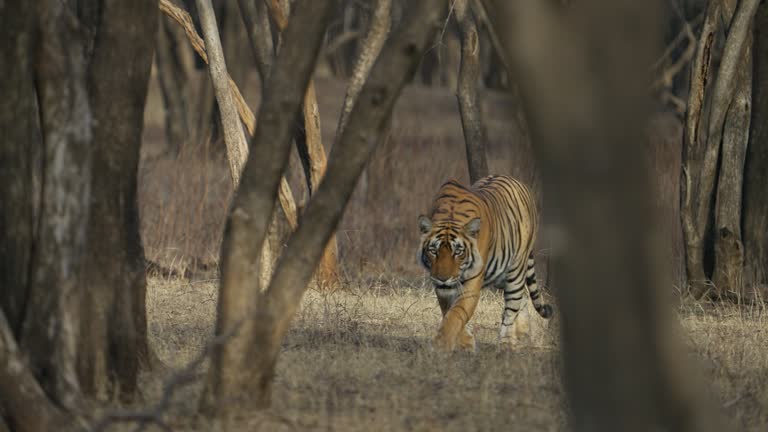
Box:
[459,333,477,353]
[432,332,457,352]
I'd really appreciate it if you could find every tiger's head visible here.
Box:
[417,215,485,289]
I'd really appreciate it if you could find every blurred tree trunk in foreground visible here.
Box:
[1,0,157,414]
[204,0,445,417]
[483,0,724,431]
[76,0,158,401]
[6,0,93,413]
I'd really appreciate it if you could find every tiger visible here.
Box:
[417,175,553,351]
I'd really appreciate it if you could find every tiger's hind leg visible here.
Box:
[497,266,529,345]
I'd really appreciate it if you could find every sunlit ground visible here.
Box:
[136,275,768,431]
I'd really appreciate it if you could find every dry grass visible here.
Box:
[130,75,767,430]
[137,275,768,431]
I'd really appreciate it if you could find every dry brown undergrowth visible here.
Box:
[137,275,768,431]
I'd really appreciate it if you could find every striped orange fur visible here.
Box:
[417,175,553,351]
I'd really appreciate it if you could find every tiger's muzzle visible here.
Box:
[430,275,459,289]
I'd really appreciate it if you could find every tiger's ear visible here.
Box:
[418,215,432,234]
[464,218,481,238]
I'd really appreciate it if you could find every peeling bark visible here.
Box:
[713,30,752,298]
[295,81,340,289]
[681,0,722,298]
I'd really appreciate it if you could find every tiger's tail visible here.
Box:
[525,252,554,319]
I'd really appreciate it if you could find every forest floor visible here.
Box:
[129,275,768,432]
[125,74,768,430]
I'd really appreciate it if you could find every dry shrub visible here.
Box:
[138,137,231,276]
[138,80,684,290]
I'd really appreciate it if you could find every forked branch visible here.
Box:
[159,0,297,228]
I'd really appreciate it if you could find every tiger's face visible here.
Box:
[417,215,484,289]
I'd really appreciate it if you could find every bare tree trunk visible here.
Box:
[202,0,336,416]
[296,82,341,289]
[334,0,391,206]
[454,0,489,183]
[482,0,722,430]
[196,0,249,186]
[76,0,157,401]
[336,0,392,143]
[681,0,722,298]
[713,29,753,299]
[743,2,768,292]
[264,0,342,290]
[160,0,299,290]
[195,0,282,290]
[235,0,446,410]
[0,2,88,428]
[159,0,301,223]
[19,0,94,410]
[683,0,760,299]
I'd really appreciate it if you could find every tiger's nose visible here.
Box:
[431,276,453,286]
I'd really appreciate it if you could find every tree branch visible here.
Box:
[244,0,446,405]
[0,310,80,432]
[203,0,336,414]
[334,0,392,144]
[195,0,249,187]
[237,0,274,86]
[159,0,298,228]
